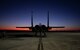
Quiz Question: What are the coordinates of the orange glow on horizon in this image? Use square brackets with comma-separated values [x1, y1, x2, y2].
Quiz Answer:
[0, 26, 80, 31]
[0, 27, 31, 31]
[49, 27, 80, 31]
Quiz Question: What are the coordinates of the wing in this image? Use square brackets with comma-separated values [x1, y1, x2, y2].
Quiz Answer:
[49, 26, 65, 28]
[48, 26, 65, 29]
[16, 27, 31, 28]
[16, 27, 32, 31]
[48, 26, 65, 31]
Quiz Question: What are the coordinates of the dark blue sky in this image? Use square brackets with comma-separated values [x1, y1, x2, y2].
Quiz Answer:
[0, 0, 80, 27]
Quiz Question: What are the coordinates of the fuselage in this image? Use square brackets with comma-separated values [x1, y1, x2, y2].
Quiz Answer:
[33, 24, 47, 32]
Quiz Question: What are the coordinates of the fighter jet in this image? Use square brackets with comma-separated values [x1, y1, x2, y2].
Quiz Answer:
[16, 11, 65, 36]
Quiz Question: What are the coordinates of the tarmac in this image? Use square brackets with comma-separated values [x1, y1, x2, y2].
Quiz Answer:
[0, 32, 80, 50]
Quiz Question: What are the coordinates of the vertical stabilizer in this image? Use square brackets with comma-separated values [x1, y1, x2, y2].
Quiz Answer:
[47, 11, 49, 28]
[31, 11, 33, 28]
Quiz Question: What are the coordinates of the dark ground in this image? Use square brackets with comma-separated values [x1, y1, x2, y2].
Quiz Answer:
[0, 32, 80, 50]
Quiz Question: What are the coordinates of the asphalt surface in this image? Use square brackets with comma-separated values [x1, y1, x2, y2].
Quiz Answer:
[0, 32, 80, 50]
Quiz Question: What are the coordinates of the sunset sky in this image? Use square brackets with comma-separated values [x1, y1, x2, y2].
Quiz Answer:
[0, 0, 80, 31]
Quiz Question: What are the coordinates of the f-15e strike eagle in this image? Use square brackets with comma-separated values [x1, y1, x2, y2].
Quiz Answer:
[16, 11, 65, 36]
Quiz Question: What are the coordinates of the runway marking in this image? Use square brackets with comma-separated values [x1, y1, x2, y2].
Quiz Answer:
[37, 32, 44, 50]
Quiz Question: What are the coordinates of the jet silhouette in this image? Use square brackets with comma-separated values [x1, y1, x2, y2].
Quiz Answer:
[16, 11, 65, 36]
